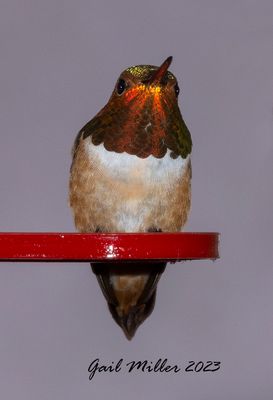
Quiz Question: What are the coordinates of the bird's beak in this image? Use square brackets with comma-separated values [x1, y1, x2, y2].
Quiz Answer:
[148, 56, 173, 84]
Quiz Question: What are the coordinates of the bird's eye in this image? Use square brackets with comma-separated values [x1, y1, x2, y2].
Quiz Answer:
[117, 79, 126, 95]
[174, 83, 180, 97]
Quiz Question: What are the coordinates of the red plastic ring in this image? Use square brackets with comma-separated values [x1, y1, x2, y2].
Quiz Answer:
[0, 232, 219, 262]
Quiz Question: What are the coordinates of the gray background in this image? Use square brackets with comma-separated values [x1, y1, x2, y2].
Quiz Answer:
[0, 0, 272, 399]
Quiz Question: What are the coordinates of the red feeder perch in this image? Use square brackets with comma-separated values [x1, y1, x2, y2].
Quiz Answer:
[0, 232, 219, 262]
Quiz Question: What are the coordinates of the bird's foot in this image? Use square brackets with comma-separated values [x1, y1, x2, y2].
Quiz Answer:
[147, 227, 162, 233]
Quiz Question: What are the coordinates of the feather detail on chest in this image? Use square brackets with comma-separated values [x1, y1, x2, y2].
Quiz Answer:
[69, 139, 191, 233]
[86, 140, 188, 186]
[76, 90, 191, 159]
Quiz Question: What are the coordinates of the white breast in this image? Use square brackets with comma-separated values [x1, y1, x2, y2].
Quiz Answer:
[81, 140, 191, 232]
[85, 141, 189, 184]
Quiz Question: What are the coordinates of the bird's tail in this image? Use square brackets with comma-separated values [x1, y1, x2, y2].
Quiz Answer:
[91, 262, 166, 340]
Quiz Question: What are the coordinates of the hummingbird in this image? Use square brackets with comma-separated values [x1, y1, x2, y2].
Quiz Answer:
[69, 56, 192, 339]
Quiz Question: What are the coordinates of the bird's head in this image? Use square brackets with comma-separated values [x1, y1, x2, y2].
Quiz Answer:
[81, 57, 192, 159]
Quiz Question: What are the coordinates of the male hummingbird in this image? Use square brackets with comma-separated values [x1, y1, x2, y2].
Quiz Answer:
[69, 56, 192, 339]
